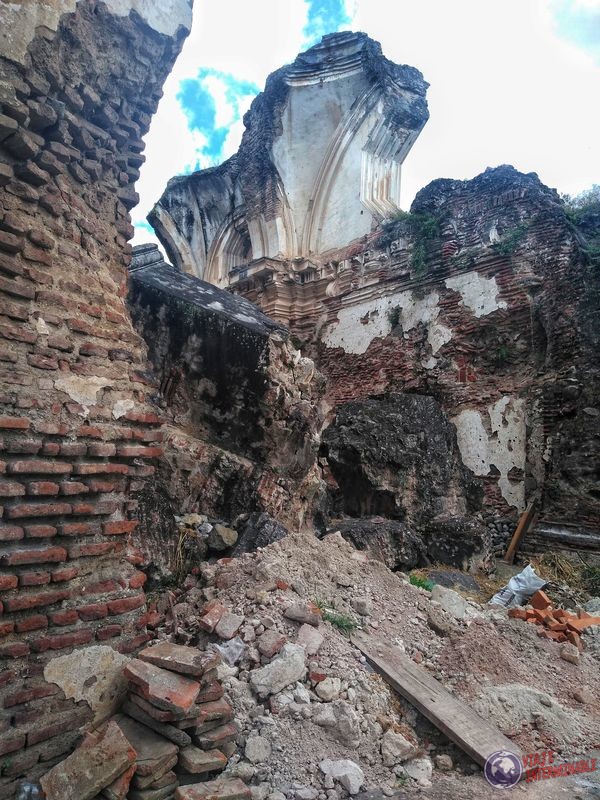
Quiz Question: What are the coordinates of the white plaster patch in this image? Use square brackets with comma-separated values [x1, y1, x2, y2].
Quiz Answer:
[208, 301, 225, 311]
[453, 396, 526, 509]
[445, 272, 507, 318]
[35, 317, 51, 335]
[0, 0, 191, 65]
[112, 398, 135, 419]
[44, 646, 130, 724]
[322, 289, 453, 356]
[54, 374, 112, 414]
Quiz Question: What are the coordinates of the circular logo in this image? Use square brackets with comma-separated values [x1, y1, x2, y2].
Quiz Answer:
[484, 750, 523, 789]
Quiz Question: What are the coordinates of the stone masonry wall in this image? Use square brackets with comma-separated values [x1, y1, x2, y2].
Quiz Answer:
[0, 1, 191, 793]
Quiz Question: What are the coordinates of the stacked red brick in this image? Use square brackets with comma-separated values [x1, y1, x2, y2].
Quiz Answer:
[0, 0, 191, 794]
[508, 589, 599, 651]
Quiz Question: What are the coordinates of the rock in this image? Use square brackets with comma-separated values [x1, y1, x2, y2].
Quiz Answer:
[559, 644, 580, 665]
[424, 515, 487, 569]
[257, 630, 288, 658]
[322, 394, 482, 531]
[250, 644, 307, 697]
[313, 704, 337, 728]
[174, 778, 252, 800]
[296, 624, 324, 655]
[315, 677, 341, 702]
[584, 597, 600, 615]
[573, 688, 593, 704]
[230, 762, 256, 781]
[404, 757, 433, 785]
[138, 642, 219, 677]
[245, 736, 272, 764]
[40, 721, 136, 800]
[351, 597, 373, 616]
[283, 602, 322, 627]
[124, 659, 200, 715]
[296, 789, 318, 800]
[216, 613, 245, 641]
[332, 701, 361, 747]
[293, 683, 311, 704]
[179, 746, 228, 774]
[380, 729, 417, 766]
[434, 754, 453, 771]
[209, 524, 239, 551]
[329, 518, 425, 571]
[232, 512, 290, 555]
[430, 585, 470, 621]
[319, 760, 364, 796]
[426, 607, 456, 637]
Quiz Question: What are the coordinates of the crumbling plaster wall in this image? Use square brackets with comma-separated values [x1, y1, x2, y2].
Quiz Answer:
[0, 1, 191, 793]
[127, 248, 327, 579]
[315, 167, 599, 525]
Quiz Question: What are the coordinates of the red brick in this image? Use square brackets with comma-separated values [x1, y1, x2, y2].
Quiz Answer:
[124, 411, 160, 424]
[50, 565, 79, 583]
[6, 501, 72, 518]
[129, 571, 146, 589]
[19, 571, 51, 586]
[41, 442, 61, 456]
[530, 590, 553, 610]
[198, 602, 226, 633]
[77, 602, 108, 621]
[59, 482, 89, 496]
[4, 682, 60, 708]
[0, 733, 26, 756]
[59, 442, 87, 457]
[8, 459, 72, 474]
[0, 575, 18, 591]
[88, 443, 116, 457]
[68, 542, 114, 558]
[4, 588, 70, 612]
[0, 416, 30, 430]
[107, 594, 145, 616]
[16, 614, 49, 633]
[0, 526, 24, 542]
[59, 521, 99, 537]
[0, 545, 67, 566]
[103, 520, 138, 535]
[27, 353, 58, 370]
[117, 632, 151, 654]
[96, 624, 122, 640]
[27, 481, 60, 496]
[25, 524, 57, 538]
[0, 481, 25, 497]
[74, 463, 129, 475]
[27, 708, 91, 746]
[77, 426, 103, 439]
[0, 621, 15, 637]
[117, 445, 162, 458]
[84, 579, 120, 596]
[33, 422, 68, 436]
[88, 479, 120, 492]
[0, 642, 30, 658]
[31, 628, 93, 653]
[48, 609, 78, 627]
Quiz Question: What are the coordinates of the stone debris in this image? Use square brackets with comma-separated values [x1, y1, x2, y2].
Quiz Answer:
[40, 646, 239, 800]
[174, 777, 252, 800]
[507, 589, 599, 652]
[318, 760, 364, 795]
[40, 721, 136, 800]
[249, 643, 307, 697]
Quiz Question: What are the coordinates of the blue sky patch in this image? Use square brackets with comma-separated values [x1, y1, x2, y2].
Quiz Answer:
[552, 0, 600, 63]
[304, 0, 351, 45]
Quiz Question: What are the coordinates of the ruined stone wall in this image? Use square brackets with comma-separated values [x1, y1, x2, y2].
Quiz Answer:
[0, 2, 191, 792]
[314, 167, 599, 526]
[127, 248, 327, 579]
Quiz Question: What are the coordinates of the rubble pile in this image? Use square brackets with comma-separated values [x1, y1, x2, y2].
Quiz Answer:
[508, 589, 600, 663]
[127, 531, 600, 799]
[39, 643, 248, 800]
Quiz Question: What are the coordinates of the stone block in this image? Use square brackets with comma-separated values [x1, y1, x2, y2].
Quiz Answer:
[139, 642, 220, 677]
[124, 659, 200, 715]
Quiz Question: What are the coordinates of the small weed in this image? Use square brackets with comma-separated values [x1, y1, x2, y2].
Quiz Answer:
[491, 222, 529, 257]
[582, 566, 600, 596]
[323, 610, 357, 634]
[409, 574, 435, 592]
[387, 306, 401, 328]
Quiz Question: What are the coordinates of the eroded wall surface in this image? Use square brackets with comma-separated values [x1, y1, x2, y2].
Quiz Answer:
[314, 167, 599, 524]
[0, 1, 191, 792]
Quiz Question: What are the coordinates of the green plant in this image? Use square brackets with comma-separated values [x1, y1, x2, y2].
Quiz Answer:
[409, 574, 435, 592]
[322, 610, 357, 634]
[496, 344, 510, 365]
[491, 222, 529, 257]
[582, 566, 600, 596]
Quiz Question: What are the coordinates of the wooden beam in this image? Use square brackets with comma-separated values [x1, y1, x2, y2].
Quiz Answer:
[351, 631, 522, 768]
[504, 499, 537, 564]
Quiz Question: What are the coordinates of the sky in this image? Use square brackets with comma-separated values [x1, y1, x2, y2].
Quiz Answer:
[132, 0, 600, 246]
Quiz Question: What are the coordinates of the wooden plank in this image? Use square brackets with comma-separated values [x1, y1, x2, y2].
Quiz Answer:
[351, 631, 522, 767]
[504, 499, 537, 564]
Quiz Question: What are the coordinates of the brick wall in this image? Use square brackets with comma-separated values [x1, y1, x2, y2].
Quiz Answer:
[0, 1, 191, 792]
